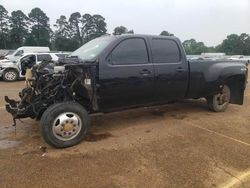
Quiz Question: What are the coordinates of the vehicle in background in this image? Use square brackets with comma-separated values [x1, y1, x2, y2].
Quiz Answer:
[229, 55, 245, 60]
[0, 50, 15, 60]
[187, 53, 227, 61]
[200, 53, 226, 60]
[228, 55, 250, 64]
[3, 46, 50, 61]
[0, 52, 60, 81]
[186, 55, 198, 60]
[187, 55, 206, 60]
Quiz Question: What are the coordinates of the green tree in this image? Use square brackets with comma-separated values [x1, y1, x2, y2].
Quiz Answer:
[69, 12, 83, 45]
[217, 34, 241, 55]
[81, 13, 93, 43]
[54, 13, 107, 50]
[206, 46, 216, 53]
[53, 15, 78, 51]
[216, 33, 250, 55]
[113, 26, 131, 35]
[127, 29, 134, 34]
[90, 14, 107, 39]
[183, 39, 207, 55]
[243, 34, 250, 55]
[54, 15, 70, 38]
[239, 33, 250, 55]
[160, 30, 174, 36]
[26, 8, 51, 46]
[9, 10, 28, 48]
[54, 37, 79, 51]
[0, 5, 9, 49]
[81, 14, 107, 43]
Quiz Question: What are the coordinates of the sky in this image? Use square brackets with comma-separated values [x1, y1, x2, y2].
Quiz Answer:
[1, 0, 250, 46]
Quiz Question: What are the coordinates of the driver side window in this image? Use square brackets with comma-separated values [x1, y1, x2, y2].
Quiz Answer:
[110, 38, 149, 65]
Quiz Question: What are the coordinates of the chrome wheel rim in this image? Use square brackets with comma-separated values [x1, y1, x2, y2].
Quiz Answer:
[52, 112, 82, 141]
[5, 71, 16, 81]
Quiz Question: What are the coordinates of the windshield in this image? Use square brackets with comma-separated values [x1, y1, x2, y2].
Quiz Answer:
[70, 36, 114, 61]
[15, 50, 24, 56]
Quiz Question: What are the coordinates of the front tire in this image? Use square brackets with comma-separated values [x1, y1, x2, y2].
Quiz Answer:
[40, 102, 90, 148]
[3, 69, 18, 82]
[207, 85, 231, 112]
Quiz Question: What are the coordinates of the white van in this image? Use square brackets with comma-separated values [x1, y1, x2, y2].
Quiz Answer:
[4, 46, 50, 61]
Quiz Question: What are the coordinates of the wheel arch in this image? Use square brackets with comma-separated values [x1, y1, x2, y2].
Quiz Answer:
[3, 67, 19, 73]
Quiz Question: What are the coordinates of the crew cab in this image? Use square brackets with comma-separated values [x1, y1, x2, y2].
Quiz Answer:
[0, 52, 63, 81]
[5, 34, 248, 148]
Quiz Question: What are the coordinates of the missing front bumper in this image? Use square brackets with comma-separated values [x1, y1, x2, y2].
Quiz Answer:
[4, 96, 32, 119]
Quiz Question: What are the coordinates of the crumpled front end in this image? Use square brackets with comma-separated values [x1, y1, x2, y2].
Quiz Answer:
[5, 87, 36, 120]
[5, 58, 98, 125]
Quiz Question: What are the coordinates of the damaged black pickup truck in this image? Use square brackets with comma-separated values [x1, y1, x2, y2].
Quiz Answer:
[5, 34, 248, 148]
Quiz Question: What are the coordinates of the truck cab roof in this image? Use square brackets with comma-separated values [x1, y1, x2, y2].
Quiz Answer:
[110, 34, 179, 40]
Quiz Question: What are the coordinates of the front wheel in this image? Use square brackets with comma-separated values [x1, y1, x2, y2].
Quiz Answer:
[40, 102, 90, 148]
[3, 69, 18, 82]
[207, 85, 231, 112]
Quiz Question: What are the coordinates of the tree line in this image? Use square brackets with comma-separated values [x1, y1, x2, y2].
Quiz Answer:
[160, 31, 250, 55]
[0, 5, 250, 55]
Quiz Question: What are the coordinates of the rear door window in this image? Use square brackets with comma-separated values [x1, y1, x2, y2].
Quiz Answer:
[151, 39, 181, 63]
[111, 38, 149, 65]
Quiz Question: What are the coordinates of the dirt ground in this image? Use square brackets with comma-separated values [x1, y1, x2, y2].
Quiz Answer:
[1, 79, 250, 188]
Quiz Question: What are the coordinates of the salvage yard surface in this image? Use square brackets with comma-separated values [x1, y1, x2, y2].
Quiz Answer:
[1, 81, 250, 188]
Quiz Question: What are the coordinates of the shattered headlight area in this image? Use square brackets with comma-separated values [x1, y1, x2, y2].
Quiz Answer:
[5, 58, 98, 126]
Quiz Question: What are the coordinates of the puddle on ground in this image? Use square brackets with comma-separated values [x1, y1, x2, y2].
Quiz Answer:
[0, 139, 21, 149]
[85, 132, 113, 142]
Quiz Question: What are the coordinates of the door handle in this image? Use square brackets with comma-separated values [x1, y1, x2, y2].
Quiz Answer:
[176, 67, 184, 72]
[139, 69, 151, 76]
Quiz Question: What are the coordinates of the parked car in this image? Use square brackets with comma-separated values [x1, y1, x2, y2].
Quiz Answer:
[0, 50, 15, 60]
[228, 55, 250, 64]
[3, 46, 50, 61]
[0, 52, 59, 81]
[5, 34, 248, 148]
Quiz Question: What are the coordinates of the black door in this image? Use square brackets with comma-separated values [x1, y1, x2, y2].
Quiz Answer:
[98, 37, 155, 110]
[151, 38, 189, 102]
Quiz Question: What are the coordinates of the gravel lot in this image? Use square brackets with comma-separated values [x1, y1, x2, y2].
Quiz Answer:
[1, 79, 250, 188]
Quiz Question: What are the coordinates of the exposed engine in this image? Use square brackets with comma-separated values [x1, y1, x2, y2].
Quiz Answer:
[5, 57, 98, 125]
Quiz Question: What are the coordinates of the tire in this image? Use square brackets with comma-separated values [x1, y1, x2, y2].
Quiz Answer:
[3, 69, 18, 82]
[40, 102, 90, 148]
[207, 85, 231, 112]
